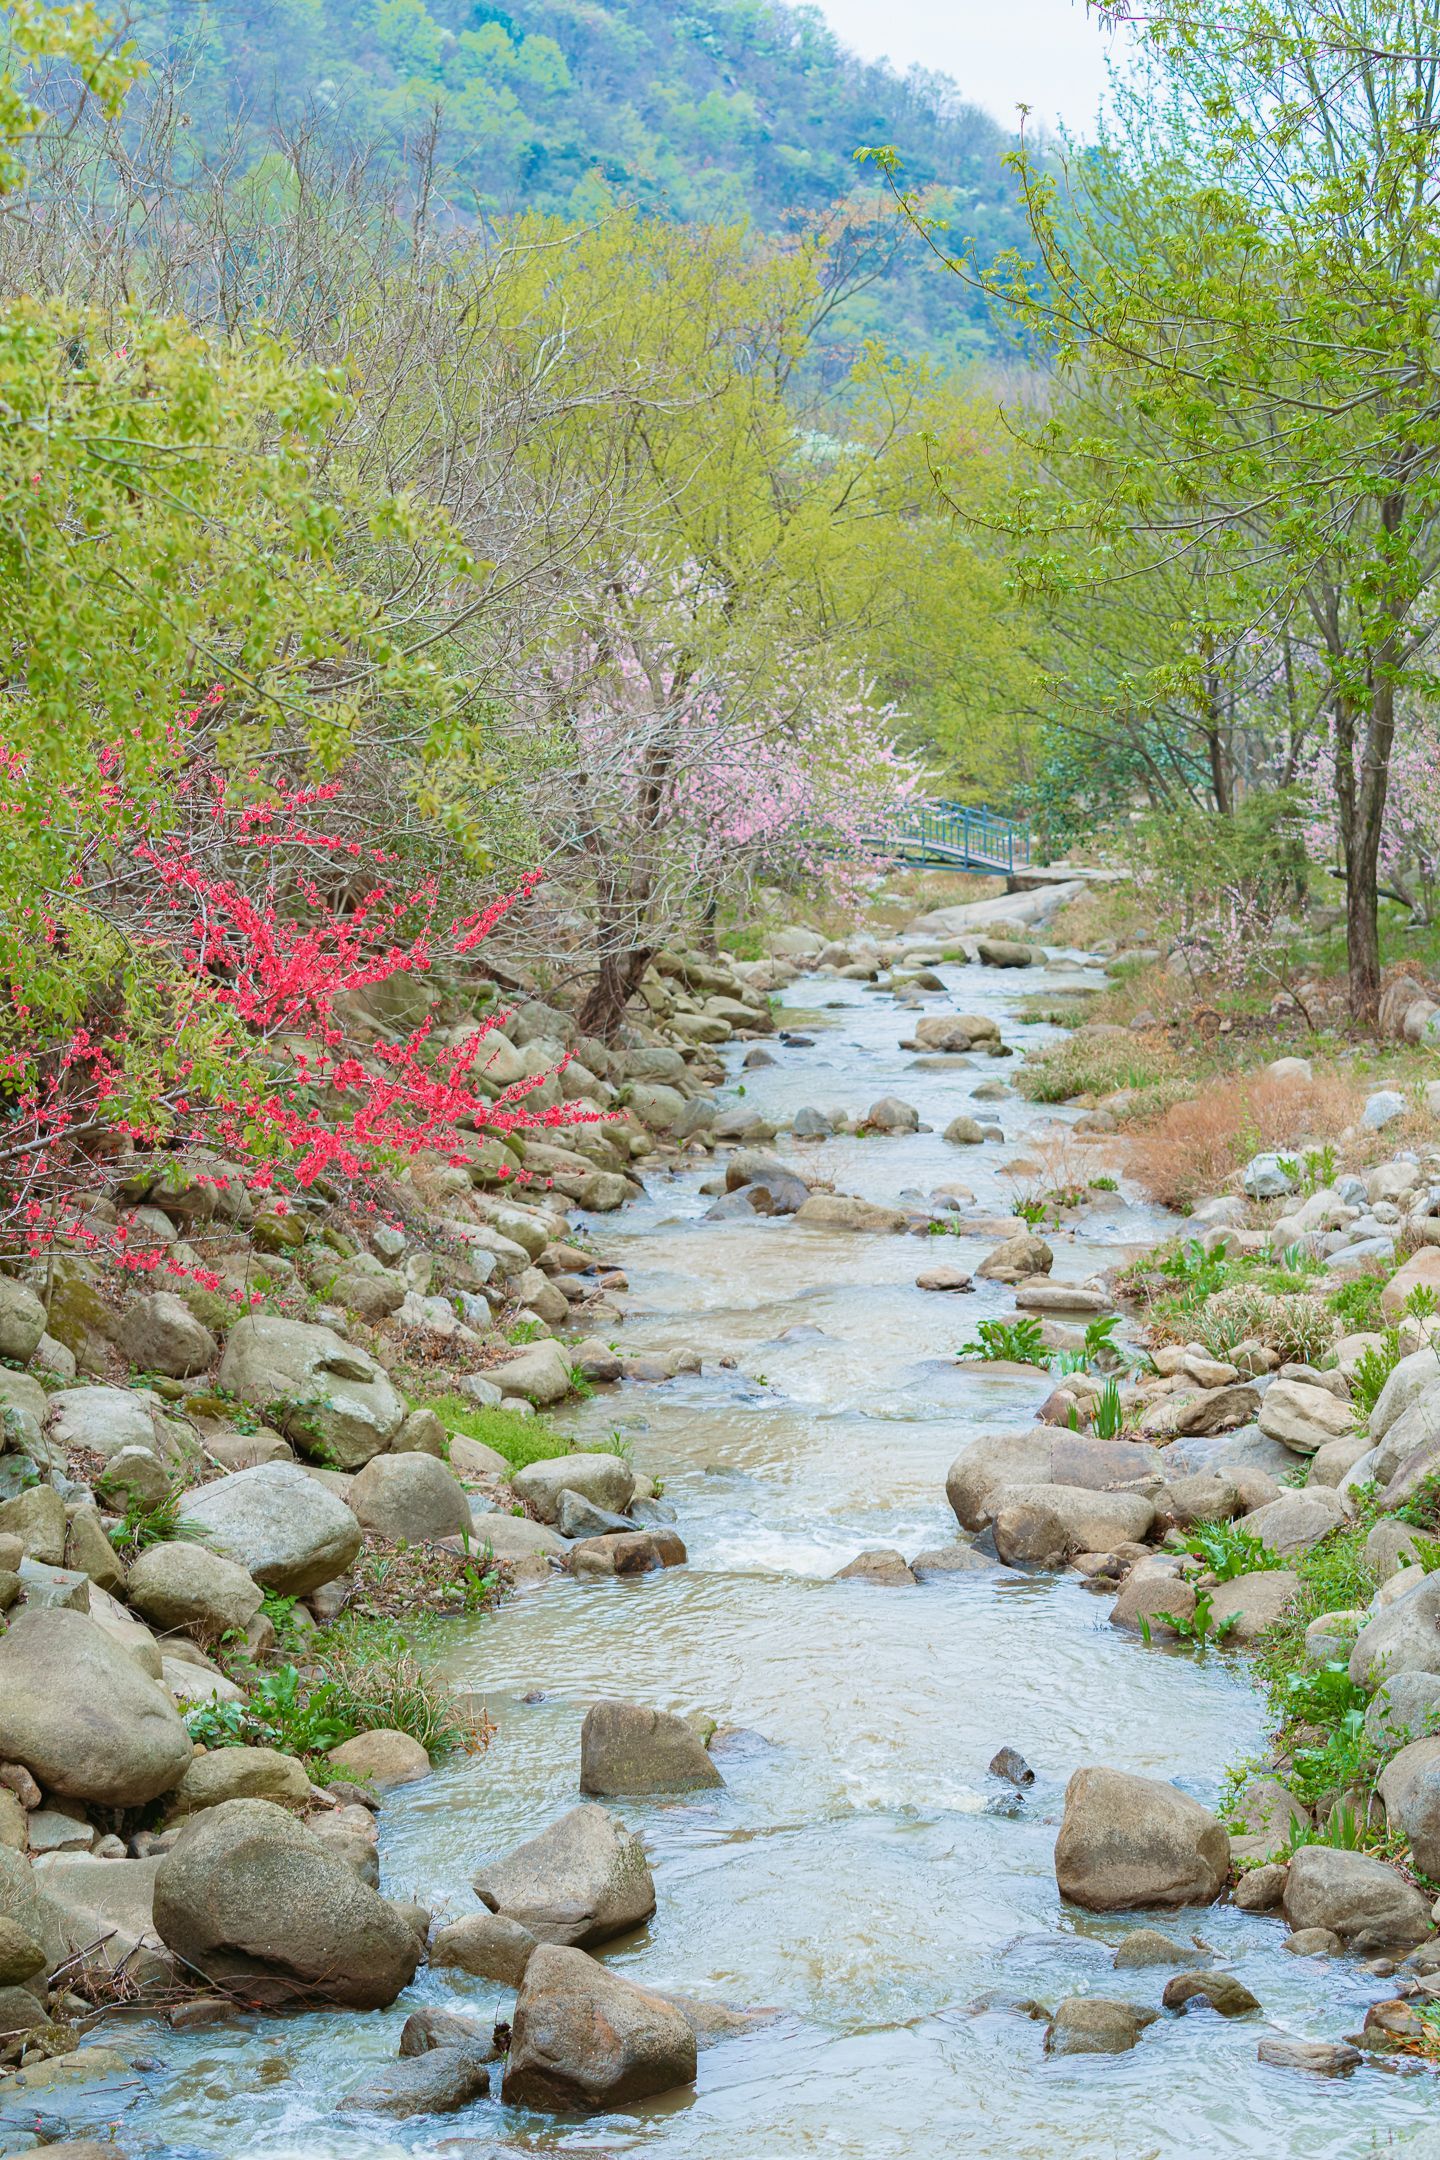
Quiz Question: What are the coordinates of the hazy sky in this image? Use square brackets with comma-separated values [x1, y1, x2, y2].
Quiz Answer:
[813, 0, 1121, 135]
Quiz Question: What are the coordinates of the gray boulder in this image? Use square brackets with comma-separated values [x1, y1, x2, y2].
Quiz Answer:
[502, 1943, 697, 2111]
[472, 1802, 655, 1948]
[992, 1483, 1153, 1559]
[178, 1462, 361, 1595]
[430, 1910, 538, 1985]
[46, 1385, 166, 1461]
[793, 1192, 910, 1233]
[492, 1341, 574, 1406]
[1282, 1844, 1432, 1951]
[216, 1316, 405, 1468]
[1054, 1767, 1228, 1911]
[117, 1292, 217, 1379]
[1350, 1573, 1440, 1690]
[579, 1702, 724, 1796]
[1365, 1670, 1440, 1747]
[945, 1430, 1159, 1532]
[350, 1453, 471, 1544]
[0, 1279, 46, 1365]
[1208, 1569, 1300, 1643]
[0, 1608, 190, 1806]
[125, 1541, 264, 1639]
[167, 1746, 312, 1817]
[556, 1491, 634, 1539]
[513, 1452, 635, 1523]
[40, 1854, 175, 1995]
[865, 1096, 919, 1133]
[153, 1798, 421, 2007]
[1045, 1997, 1154, 2055]
[338, 2046, 491, 2118]
[1238, 1488, 1348, 1558]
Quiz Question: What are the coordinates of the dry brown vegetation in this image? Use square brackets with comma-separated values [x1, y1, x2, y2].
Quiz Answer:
[1126, 1070, 1365, 1210]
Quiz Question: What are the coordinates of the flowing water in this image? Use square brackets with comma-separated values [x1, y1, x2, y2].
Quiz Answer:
[24, 957, 1440, 2159]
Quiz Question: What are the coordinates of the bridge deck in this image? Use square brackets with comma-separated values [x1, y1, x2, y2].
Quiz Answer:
[861, 802, 1032, 875]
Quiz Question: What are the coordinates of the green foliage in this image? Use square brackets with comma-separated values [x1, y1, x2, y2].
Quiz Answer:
[957, 1316, 1047, 1366]
[1350, 1331, 1403, 1422]
[1328, 1273, 1387, 1334]
[1011, 1196, 1048, 1227]
[1015, 1031, 1178, 1105]
[107, 1491, 209, 1560]
[1176, 1521, 1282, 1582]
[1394, 1471, 1440, 1534]
[425, 1393, 573, 1473]
[1141, 1586, 1238, 1649]
[1091, 1377, 1128, 1441]
[185, 1661, 355, 1756]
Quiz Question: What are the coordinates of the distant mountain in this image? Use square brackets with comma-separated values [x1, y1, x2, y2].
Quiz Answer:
[131, 0, 1033, 362]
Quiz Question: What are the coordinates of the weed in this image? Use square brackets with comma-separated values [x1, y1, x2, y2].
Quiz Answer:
[1091, 1377, 1128, 1440]
[1012, 1196, 1049, 1228]
[1328, 1273, 1388, 1335]
[1015, 1031, 1180, 1105]
[1394, 1470, 1440, 1534]
[107, 1491, 212, 1561]
[1089, 1174, 1119, 1193]
[506, 1319, 546, 1346]
[958, 1316, 1047, 1365]
[1177, 1522, 1283, 1581]
[1350, 1332, 1403, 1421]
[1141, 1587, 1238, 1649]
[425, 1394, 574, 1473]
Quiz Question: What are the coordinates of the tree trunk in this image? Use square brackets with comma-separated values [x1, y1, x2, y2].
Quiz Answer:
[577, 944, 652, 1040]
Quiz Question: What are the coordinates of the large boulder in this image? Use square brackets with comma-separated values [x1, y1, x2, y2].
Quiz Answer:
[472, 1803, 655, 1948]
[1207, 1569, 1300, 1643]
[116, 1292, 217, 1379]
[178, 1462, 361, 1595]
[338, 2046, 491, 2118]
[502, 1944, 697, 2112]
[216, 1316, 405, 1468]
[0, 1608, 190, 1806]
[167, 1746, 312, 1817]
[0, 1278, 46, 1364]
[430, 1910, 538, 1985]
[350, 1454, 472, 1544]
[1257, 1379, 1356, 1455]
[40, 1855, 175, 1994]
[793, 1192, 910, 1234]
[945, 1430, 1160, 1532]
[1237, 1488, 1348, 1559]
[1350, 1573, 1440, 1690]
[125, 1542, 264, 1639]
[492, 1341, 574, 1406]
[579, 1702, 724, 1796]
[1054, 1768, 1228, 1911]
[46, 1386, 167, 1462]
[326, 1729, 431, 1790]
[513, 1452, 635, 1524]
[1282, 1845, 1432, 1951]
[991, 1484, 1153, 1560]
[152, 1798, 422, 2007]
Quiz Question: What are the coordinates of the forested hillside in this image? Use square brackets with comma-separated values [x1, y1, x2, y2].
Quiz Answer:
[127, 0, 1031, 359]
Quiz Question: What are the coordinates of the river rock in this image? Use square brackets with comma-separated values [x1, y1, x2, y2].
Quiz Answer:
[168, 1746, 312, 1817]
[910, 1543, 1001, 1577]
[472, 1803, 655, 1948]
[46, 1385, 165, 1461]
[125, 1541, 264, 1639]
[153, 1798, 422, 2006]
[793, 1192, 910, 1233]
[975, 1233, 1052, 1282]
[117, 1292, 217, 1379]
[0, 1486, 67, 1566]
[1228, 1778, 1310, 1866]
[1044, 1997, 1154, 2055]
[178, 1462, 361, 1595]
[1351, 1573, 1440, 1689]
[1113, 1929, 1192, 1967]
[430, 1910, 538, 1985]
[1258, 1379, 1356, 1454]
[945, 1430, 1160, 1532]
[514, 1452, 635, 1522]
[992, 1484, 1153, 1559]
[0, 1607, 190, 1806]
[351, 1453, 472, 1543]
[339, 2045, 492, 2117]
[911, 1014, 1000, 1052]
[1162, 1971, 1260, 2017]
[1282, 1845, 1433, 1951]
[1366, 1517, 1431, 1582]
[570, 1527, 685, 1576]
[1208, 1569, 1300, 1643]
[865, 1095, 920, 1133]
[41, 1853, 175, 1994]
[399, 2004, 495, 2058]
[216, 1316, 405, 1467]
[555, 1491, 634, 1539]
[1109, 1571, 1196, 1635]
[492, 1341, 575, 1405]
[1054, 1767, 1228, 1911]
[472, 1512, 569, 1563]
[833, 1547, 917, 1583]
[580, 1702, 724, 1796]
[1238, 1488, 1349, 1558]
[502, 1943, 697, 2110]
[1256, 2035, 1361, 2074]
[327, 1729, 432, 1790]
[0, 1278, 45, 1365]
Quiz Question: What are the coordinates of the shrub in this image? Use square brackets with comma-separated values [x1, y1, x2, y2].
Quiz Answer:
[1126, 1070, 1361, 1211]
[956, 1316, 1047, 1365]
[1197, 1284, 1337, 1364]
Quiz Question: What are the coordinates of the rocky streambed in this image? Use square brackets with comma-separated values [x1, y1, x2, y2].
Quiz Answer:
[17, 948, 1440, 2159]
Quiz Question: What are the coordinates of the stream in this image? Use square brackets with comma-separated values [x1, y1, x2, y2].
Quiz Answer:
[50, 955, 1440, 2159]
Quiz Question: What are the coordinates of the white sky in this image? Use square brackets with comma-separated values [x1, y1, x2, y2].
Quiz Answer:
[813, 0, 1122, 136]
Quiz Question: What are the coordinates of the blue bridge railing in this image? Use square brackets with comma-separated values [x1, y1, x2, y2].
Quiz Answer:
[871, 800, 1032, 874]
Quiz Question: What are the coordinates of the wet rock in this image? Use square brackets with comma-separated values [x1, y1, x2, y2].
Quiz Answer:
[1162, 1970, 1260, 2017]
[975, 1232, 1052, 1282]
[473, 1513, 569, 1564]
[942, 1116, 985, 1146]
[1282, 1845, 1433, 1951]
[399, 2005, 495, 2057]
[976, 938, 1036, 967]
[1257, 2035, 1361, 2075]
[910, 1014, 1000, 1053]
[569, 1529, 685, 1576]
[502, 1943, 697, 2110]
[339, 2045, 492, 2117]
[513, 1452, 635, 1523]
[491, 1341, 575, 1406]
[1044, 1997, 1155, 2055]
[579, 1702, 724, 1795]
[1232, 1863, 1287, 1912]
[327, 1729, 432, 1791]
[915, 1262, 973, 1292]
[168, 1746, 312, 1818]
[153, 1798, 422, 2007]
[472, 1803, 655, 1948]
[351, 1453, 472, 1544]
[1109, 1572, 1196, 1636]
[793, 1192, 910, 1233]
[833, 1547, 917, 1584]
[0, 1607, 190, 1807]
[1054, 1768, 1228, 1911]
[179, 1462, 361, 1595]
[1112, 1929, 1191, 1968]
[988, 1747, 1035, 1787]
[708, 1174, 810, 1218]
[125, 1541, 264, 1639]
[910, 1543, 1001, 1577]
[430, 1910, 538, 1986]
[1284, 1926, 1341, 1955]
[945, 1430, 1161, 1533]
[993, 1484, 1153, 1563]
[865, 1096, 919, 1133]
[552, 1493, 630, 1543]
